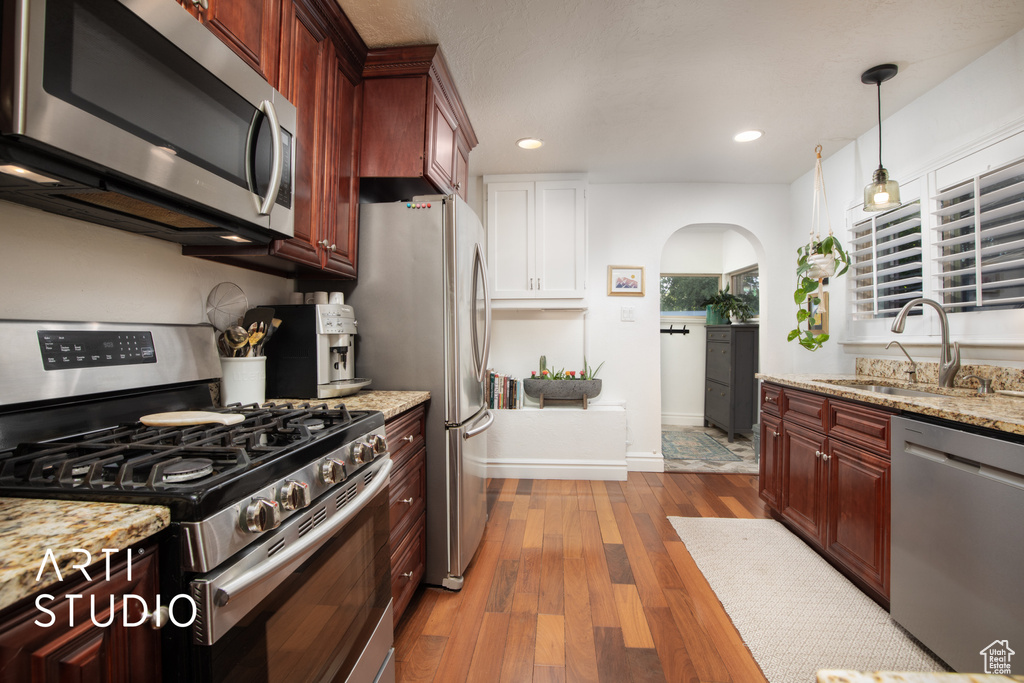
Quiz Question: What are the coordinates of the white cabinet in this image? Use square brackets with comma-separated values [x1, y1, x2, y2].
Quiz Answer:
[486, 179, 586, 300]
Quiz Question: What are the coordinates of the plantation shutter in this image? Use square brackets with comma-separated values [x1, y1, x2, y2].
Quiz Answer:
[934, 157, 1024, 312]
[850, 201, 923, 319]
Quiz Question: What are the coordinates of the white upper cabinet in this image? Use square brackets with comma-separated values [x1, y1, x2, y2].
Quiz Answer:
[486, 178, 586, 301]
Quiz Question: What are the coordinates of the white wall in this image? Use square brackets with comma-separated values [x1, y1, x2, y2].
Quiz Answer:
[659, 228, 724, 425]
[788, 27, 1024, 373]
[0, 201, 293, 323]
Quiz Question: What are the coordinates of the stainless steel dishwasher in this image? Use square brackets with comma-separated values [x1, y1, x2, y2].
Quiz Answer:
[891, 416, 1024, 674]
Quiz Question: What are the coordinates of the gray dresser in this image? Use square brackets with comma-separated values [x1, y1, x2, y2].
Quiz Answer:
[704, 324, 759, 441]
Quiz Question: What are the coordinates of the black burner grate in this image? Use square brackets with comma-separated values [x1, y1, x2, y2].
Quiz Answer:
[0, 402, 352, 492]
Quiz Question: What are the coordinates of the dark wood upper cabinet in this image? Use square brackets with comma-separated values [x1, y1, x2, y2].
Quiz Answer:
[180, 0, 281, 83]
[360, 45, 477, 202]
[182, 0, 367, 279]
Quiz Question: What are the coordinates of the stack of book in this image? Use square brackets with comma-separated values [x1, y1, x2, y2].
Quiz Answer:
[488, 370, 522, 409]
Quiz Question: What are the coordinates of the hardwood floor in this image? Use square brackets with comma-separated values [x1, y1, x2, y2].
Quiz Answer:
[394, 472, 771, 682]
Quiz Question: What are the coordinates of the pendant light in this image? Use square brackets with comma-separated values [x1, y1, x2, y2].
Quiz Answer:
[861, 64, 901, 212]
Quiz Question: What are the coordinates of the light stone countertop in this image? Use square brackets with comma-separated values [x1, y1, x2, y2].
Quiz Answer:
[269, 390, 429, 421]
[0, 498, 169, 611]
[758, 360, 1024, 437]
[818, 671, 1024, 682]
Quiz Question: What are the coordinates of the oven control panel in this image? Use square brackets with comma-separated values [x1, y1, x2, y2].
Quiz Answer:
[37, 330, 157, 370]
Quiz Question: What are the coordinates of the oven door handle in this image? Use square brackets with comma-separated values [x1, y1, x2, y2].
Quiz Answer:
[213, 458, 392, 608]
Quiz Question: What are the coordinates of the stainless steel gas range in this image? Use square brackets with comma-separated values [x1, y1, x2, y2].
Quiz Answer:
[0, 320, 395, 683]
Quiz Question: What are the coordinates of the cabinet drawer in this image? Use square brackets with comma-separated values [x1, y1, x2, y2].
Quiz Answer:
[781, 388, 827, 432]
[389, 447, 426, 542]
[828, 401, 893, 456]
[706, 341, 731, 384]
[705, 379, 730, 424]
[761, 383, 782, 415]
[391, 512, 425, 626]
[384, 404, 426, 472]
[706, 328, 732, 341]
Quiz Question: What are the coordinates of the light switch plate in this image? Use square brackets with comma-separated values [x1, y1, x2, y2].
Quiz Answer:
[620, 306, 635, 322]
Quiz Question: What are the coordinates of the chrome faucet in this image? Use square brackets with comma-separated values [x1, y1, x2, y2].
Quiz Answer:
[891, 297, 960, 388]
[885, 340, 917, 382]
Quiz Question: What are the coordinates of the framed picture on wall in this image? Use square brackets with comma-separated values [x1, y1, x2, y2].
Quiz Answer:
[808, 291, 829, 334]
[608, 266, 645, 296]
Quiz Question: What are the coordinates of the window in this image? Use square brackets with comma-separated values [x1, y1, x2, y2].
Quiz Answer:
[660, 274, 720, 316]
[850, 201, 923, 319]
[729, 266, 759, 317]
[934, 157, 1024, 312]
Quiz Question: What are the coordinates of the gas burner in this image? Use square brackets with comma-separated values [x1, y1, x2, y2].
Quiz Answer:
[163, 458, 214, 483]
[301, 418, 325, 432]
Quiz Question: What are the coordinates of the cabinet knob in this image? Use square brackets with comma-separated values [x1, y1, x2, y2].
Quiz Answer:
[822, 453, 831, 462]
[722, 349, 727, 354]
[773, 430, 779, 437]
[191, 0, 208, 9]
[402, 434, 415, 443]
[401, 571, 414, 579]
[720, 392, 726, 397]
[400, 497, 414, 505]
[316, 239, 337, 251]
[815, 450, 822, 458]
[145, 605, 170, 630]
[765, 396, 775, 403]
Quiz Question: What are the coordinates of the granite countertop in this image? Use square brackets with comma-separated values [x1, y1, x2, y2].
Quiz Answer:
[0, 499, 170, 611]
[818, 671, 1024, 682]
[270, 390, 429, 421]
[759, 359, 1024, 437]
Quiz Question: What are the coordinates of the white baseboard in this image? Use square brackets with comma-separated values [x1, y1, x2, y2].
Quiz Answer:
[626, 451, 665, 472]
[486, 458, 627, 481]
[661, 412, 704, 427]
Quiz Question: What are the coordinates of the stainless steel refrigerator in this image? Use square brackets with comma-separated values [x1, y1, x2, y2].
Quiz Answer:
[348, 194, 492, 590]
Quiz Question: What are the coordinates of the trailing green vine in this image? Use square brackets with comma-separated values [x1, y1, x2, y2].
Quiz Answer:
[788, 235, 851, 351]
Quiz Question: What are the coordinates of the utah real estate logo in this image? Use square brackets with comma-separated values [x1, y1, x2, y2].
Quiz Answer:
[980, 640, 1015, 675]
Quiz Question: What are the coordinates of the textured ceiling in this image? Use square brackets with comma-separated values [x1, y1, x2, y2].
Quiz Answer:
[337, 0, 1024, 184]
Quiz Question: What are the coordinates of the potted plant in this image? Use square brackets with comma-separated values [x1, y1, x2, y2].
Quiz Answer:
[522, 356, 604, 407]
[700, 285, 754, 325]
[788, 235, 851, 351]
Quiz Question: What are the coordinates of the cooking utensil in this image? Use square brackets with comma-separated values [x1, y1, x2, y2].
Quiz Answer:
[224, 325, 250, 357]
[140, 411, 245, 427]
[241, 306, 275, 330]
[246, 321, 267, 357]
[206, 282, 248, 332]
[253, 318, 281, 357]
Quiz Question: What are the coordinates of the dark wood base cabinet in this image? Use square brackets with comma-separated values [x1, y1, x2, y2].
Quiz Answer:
[0, 542, 161, 683]
[385, 404, 428, 626]
[759, 382, 893, 607]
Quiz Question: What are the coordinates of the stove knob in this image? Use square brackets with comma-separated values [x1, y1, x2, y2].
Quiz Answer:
[320, 458, 346, 484]
[370, 434, 387, 455]
[279, 480, 311, 511]
[244, 498, 281, 533]
[351, 442, 372, 465]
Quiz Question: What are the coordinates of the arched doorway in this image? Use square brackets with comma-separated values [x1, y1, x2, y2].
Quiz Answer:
[658, 223, 763, 474]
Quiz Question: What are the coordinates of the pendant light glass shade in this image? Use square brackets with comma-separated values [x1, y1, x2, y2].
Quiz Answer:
[863, 166, 901, 211]
[862, 64, 901, 213]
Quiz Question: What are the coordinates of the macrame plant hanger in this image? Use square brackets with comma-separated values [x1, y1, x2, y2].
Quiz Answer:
[807, 144, 835, 313]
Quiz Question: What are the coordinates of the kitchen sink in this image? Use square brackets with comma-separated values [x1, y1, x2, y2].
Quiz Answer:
[822, 380, 958, 399]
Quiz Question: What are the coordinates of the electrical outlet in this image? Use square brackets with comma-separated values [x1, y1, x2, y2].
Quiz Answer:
[620, 306, 635, 322]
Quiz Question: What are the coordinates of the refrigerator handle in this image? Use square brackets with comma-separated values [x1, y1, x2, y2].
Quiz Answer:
[472, 242, 492, 384]
[463, 408, 494, 439]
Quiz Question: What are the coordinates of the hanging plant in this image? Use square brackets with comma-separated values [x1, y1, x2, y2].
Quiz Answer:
[788, 146, 851, 352]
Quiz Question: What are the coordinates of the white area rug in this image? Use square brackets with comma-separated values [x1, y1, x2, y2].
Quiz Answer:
[668, 517, 947, 683]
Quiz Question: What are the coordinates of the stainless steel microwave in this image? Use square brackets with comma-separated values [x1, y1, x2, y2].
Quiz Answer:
[0, 0, 296, 245]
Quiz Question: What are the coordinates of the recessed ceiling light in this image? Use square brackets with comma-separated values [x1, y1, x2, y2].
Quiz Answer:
[516, 138, 544, 150]
[734, 130, 764, 142]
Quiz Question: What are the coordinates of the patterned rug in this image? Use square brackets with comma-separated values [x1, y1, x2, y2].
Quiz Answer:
[662, 431, 741, 461]
[668, 518, 947, 683]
